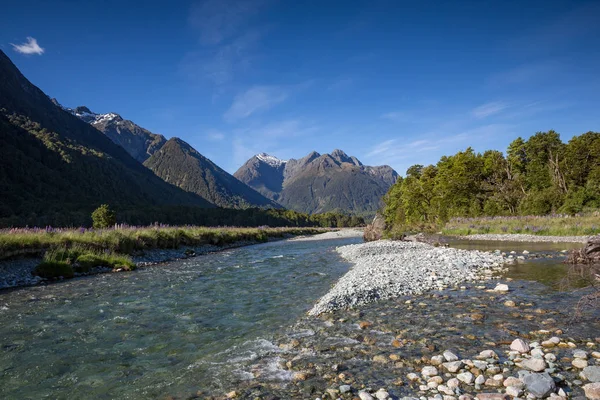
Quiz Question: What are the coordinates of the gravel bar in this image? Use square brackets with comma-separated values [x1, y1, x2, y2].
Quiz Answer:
[462, 233, 589, 243]
[309, 240, 506, 315]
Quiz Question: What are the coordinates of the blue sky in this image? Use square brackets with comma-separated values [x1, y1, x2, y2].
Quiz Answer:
[2, 0, 599, 175]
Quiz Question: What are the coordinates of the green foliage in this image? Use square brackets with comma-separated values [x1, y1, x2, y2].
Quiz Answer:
[76, 253, 135, 272]
[91, 204, 116, 228]
[34, 261, 74, 279]
[382, 131, 600, 232]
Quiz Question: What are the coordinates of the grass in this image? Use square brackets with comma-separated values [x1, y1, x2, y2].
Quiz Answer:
[1, 225, 329, 281]
[0, 226, 328, 260]
[32, 245, 136, 279]
[442, 212, 600, 236]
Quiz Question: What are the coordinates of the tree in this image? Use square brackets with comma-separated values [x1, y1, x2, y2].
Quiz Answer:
[91, 204, 116, 228]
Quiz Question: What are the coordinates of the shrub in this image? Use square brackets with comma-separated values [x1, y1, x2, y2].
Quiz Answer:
[34, 261, 74, 279]
[91, 204, 116, 229]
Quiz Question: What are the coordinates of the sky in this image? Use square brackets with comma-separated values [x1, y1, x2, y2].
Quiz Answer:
[2, 0, 600, 175]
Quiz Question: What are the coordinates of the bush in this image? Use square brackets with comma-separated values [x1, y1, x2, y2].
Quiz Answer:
[91, 204, 116, 229]
[34, 261, 74, 279]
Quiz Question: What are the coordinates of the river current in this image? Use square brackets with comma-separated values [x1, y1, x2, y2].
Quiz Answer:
[0, 236, 593, 399]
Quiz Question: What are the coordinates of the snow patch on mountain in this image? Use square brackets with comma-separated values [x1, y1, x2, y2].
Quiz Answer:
[256, 153, 287, 167]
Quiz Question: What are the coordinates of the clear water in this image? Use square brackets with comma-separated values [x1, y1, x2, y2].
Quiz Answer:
[0, 236, 361, 399]
[447, 239, 585, 289]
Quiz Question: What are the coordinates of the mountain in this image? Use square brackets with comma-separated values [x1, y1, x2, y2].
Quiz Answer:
[234, 149, 398, 216]
[59, 102, 279, 210]
[53, 101, 166, 163]
[0, 50, 212, 226]
[143, 138, 281, 209]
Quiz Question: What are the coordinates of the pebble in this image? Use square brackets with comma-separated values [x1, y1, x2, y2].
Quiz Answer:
[309, 241, 506, 315]
[521, 358, 547, 372]
[583, 382, 600, 400]
[359, 391, 375, 400]
[443, 361, 463, 373]
[493, 284, 509, 292]
[573, 358, 589, 369]
[581, 366, 600, 383]
[340, 384, 352, 393]
[522, 372, 556, 398]
[475, 375, 485, 385]
[375, 388, 390, 399]
[505, 386, 522, 397]
[443, 350, 460, 362]
[422, 366, 439, 377]
[457, 372, 474, 385]
[574, 350, 589, 359]
[511, 338, 530, 353]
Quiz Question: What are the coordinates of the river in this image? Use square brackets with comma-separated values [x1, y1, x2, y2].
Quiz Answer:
[0, 236, 596, 399]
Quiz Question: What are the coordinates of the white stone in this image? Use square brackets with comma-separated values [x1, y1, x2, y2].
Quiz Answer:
[457, 372, 474, 385]
[443, 361, 464, 373]
[444, 350, 460, 362]
[493, 284, 509, 292]
[475, 375, 485, 385]
[506, 386, 522, 397]
[447, 378, 460, 389]
[422, 366, 439, 377]
[359, 391, 375, 400]
[511, 339, 530, 353]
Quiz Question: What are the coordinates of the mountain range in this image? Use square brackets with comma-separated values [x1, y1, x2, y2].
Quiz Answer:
[234, 149, 398, 216]
[1, 49, 397, 225]
[54, 100, 278, 209]
[0, 49, 211, 226]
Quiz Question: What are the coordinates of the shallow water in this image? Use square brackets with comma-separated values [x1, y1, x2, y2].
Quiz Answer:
[0, 236, 361, 399]
[0, 237, 595, 399]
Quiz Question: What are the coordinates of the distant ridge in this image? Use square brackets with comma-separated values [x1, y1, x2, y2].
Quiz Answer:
[0, 49, 212, 225]
[60, 100, 279, 209]
[53, 100, 166, 163]
[143, 138, 281, 209]
[234, 149, 398, 216]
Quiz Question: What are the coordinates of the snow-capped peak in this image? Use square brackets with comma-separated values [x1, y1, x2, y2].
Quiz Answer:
[92, 112, 120, 124]
[256, 153, 286, 167]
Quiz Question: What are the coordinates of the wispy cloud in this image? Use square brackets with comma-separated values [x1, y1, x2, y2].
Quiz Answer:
[471, 101, 508, 119]
[363, 125, 513, 174]
[189, 0, 268, 45]
[223, 85, 288, 122]
[182, 30, 262, 85]
[487, 61, 562, 87]
[381, 111, 411, 122]
[229, 119, 320, 171]
[11, 37, 44, 55]
[184, 0, 269, 86]
[205, 129, 226, 141]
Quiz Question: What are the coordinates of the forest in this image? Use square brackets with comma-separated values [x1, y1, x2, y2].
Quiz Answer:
[382, 131, 600, 232]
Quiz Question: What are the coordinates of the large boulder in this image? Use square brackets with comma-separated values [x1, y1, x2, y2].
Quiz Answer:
[363, 213, 386, 242]
[569, 235, 600, 264]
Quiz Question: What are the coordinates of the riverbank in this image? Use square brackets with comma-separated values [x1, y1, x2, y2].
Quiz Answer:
[442, 213, 600, 237]
[246, 280, 600, 400]
[461, 233, 589, 243]
[0, 226, 329, 290]
[309, 240, 506, 315]
[288, 228, 364, 242]
[228, 240, 599, 399]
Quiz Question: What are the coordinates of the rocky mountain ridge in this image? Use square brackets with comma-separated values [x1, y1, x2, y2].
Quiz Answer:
[234, 149, 398, 216]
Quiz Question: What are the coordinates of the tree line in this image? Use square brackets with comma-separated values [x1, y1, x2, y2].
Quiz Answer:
[382, 131, 600, 231]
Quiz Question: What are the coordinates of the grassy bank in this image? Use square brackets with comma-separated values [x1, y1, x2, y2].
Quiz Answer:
[0, 226, 328, 258]
[0, 226, 328, 279]
[441, 213, 600, 236]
